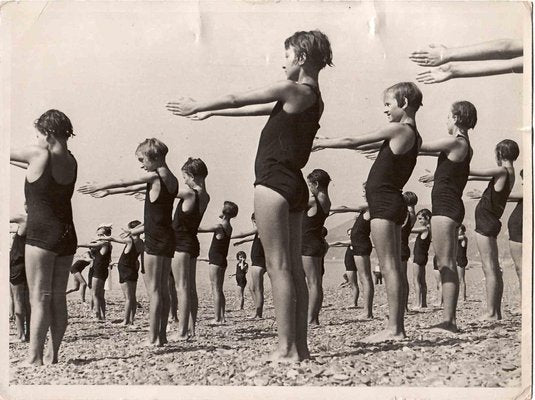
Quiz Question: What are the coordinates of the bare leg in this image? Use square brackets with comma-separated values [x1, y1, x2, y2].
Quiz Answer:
[250, 266, 265, 317]
[65, 276, 81, 295]
[92, 278, 106, 320]
[189, 258, 198, 336]
[159, 257, 171, 345]
[400, 261, 409, 312]
[355, 255, 374, 318]
[144, 253, 163, 346]
[120, 282, 131, 324]
[346, 271, 359, 307]
[456, 266, 466, 302]
[25, 245, 55, 366]
[476, 232, 502, 320]
[362, 219, 405, 343]
[9, 284, 14, 322]
[45, 255, 72, 364]
[302, 255, 323, 325]
[413, 263, 427, 308]
[430, 216, 459, 332]
[509, 241, 522, 295]
[209, 264, 223, 322]
[218, 267, 226, 322]
[238, 286, 245, 310]
[128, 281, 137, 323]
[11, 283, 28, 342]
[168, 272, 178, 322]
[255, 185, 306, 361]
[171, 252, 190, 340]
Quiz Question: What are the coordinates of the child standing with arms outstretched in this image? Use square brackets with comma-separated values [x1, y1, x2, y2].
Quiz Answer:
[302, 169, 331, 325]
[79, 138, 178, 346]
[411, 208, 432, 309]
[466, 139, 519, 320]
[199, 201, 239, 323]
[232, 213, 266, 318]
[456, 224, 468, 302]
[167, 31, 332, 361]
[171, 158, 210, 340]
[418, 100, 476, 332]
[313, 82, 423, 342]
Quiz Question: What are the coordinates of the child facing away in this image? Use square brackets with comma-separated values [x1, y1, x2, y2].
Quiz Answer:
[167, 30, 333, 361]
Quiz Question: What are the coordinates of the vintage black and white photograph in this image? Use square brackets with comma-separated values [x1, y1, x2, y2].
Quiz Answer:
[2, 1, 532, 399]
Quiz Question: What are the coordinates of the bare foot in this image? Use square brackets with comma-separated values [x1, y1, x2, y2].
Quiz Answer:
[360, 329, 406, 343]
[478, 313, 501, 322]
[19, 358, 43, 368]
[358, 313, 374, 320]
[267, 348, 300, 363]
[309, 319, 320, 326]
[44, 346, 58, 364]
[169, 333, 190, 342]
[140, 339, 162, 348]
[14, 336, 26, 344]
[428, 321, 459, 334]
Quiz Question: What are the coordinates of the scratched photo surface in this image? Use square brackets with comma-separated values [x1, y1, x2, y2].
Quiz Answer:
[3, 1, 531, 400]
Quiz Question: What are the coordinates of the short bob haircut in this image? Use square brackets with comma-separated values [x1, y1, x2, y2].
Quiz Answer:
[403, 191, 418, 207]
[284, 30, 333, 70]
[384, 82, 423, 112]
[182, 157, 208, 178]
[495, 139, 519, 162]
[416, 208, 431, 220]
[128, 220, 142, 229]
[222, 201, 239, 218]
[34, 109, 74, 140]
[236, 251, 247, 260]
[307, 169, 331, 188]
[136, 138, 169, 161]
[451, 101, 477, 130]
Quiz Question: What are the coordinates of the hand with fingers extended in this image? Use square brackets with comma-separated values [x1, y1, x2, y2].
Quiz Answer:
[90, 190, 110, 199]
[78, 183, 99, 194]
[410, 44, 447, 67]
[166, 98, 198, 116]
[466, 189, 483, 200]
[311, 137, 328, 152]
[120, 228, 132, 239]
[186, 112, 212, 121]
[419, 171, 435, 187]
[416, 64, 453, 84]
[134, 192, 146, 202]
[357, 148, 379, 160]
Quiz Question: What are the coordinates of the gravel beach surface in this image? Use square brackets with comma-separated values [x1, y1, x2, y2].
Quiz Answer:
[9, 260, 522, 387]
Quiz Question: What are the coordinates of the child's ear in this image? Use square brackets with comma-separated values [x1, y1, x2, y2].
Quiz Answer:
[402, 97, 409, 109]
[298, 53, 307, 66]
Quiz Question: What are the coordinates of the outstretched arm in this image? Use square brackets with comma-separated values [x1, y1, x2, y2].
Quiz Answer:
[467, 166, 504, 180]
[173, 104, 275, 120]
[329, 204, 367, 215]
[231, 229, 257, 239]
[100, 235, 131, 245]
[91, 184, 146, 198]
[198, 224, 222, 233]
[78, 173, 155, 195]
[312, 124, 401, 151]
[410, 39, 523, 67]
[233, 237, 254, 246]
[328, 240, 351, 247]
[78, 240, 107, 249]
[166, 80, 295, 117]
[9, 214, 27, 224]
[507, 191, 523, 202]
[416, 57, 523, 84]
[10, 160, 28, 169]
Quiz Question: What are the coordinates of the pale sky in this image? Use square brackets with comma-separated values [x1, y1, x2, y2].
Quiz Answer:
[6, 1, 529, 255]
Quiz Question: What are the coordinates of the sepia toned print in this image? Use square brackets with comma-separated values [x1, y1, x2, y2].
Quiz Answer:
[3, 1, 531, 399]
